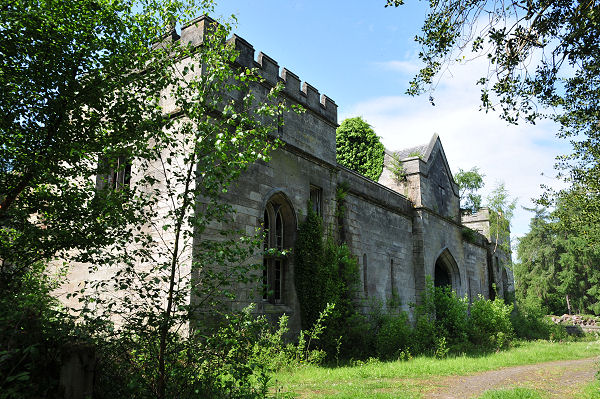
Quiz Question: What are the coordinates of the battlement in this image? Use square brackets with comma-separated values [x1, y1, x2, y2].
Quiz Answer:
[180, 16, 337, 125]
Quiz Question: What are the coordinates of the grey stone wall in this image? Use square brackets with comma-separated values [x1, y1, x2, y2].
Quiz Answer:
[338, 167, 415, 313]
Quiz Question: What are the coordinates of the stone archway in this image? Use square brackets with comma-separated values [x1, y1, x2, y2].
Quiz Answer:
[434, 248, 460, 291]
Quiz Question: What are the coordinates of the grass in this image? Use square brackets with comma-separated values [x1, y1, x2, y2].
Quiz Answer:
[272, 340, 600, 398]
[477, 388, 544, 399]
[579, 380, 600, 399]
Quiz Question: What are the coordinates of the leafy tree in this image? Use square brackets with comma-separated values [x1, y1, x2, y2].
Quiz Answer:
[0, 0, 198, 284]
[454, 167, 485, 213]
[487, 182, 517, 254]
[550, 189, 600, 314]
[1, 1, 294, 397]
[516, 197, 600, 316]
[515, 208, 565, 314]
[82, 15, 291, 399]
[336, 116, 385, 181]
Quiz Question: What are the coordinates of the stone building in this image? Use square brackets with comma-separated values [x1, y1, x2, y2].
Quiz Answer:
[180, 17, 516, 333]
[62, 16, 514, 334]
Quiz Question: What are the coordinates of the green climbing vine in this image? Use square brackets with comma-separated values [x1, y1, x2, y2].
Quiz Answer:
[294, 185, 360, 358]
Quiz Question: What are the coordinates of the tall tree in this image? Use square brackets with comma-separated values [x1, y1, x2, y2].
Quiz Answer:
[516, 199, 600, 315]
[454, 167, 485, 213]
[1, 1, 293, 397]
[336, 116, 385, 181]
[487, 182, 517, 253]
[515, 208, 565, 314]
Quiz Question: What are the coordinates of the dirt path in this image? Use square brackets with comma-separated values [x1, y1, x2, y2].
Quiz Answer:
[425, 356, 599, 398]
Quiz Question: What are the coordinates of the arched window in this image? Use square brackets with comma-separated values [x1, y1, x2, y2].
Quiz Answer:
[263, 194, 295, 304]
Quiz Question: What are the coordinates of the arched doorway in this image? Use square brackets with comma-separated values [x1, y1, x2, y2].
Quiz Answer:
[433, 248, 460, 291]
[434, 260, 451, 288]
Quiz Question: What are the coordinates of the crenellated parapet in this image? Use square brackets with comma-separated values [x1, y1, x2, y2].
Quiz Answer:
[180, 16, 337, 125]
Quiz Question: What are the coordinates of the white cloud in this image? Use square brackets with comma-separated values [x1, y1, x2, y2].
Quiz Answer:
[341, 57, 571, 241]
[374, 60, 419, 75]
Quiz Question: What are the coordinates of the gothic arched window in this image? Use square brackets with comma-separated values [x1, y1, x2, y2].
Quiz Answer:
[262, 194, 295, 304]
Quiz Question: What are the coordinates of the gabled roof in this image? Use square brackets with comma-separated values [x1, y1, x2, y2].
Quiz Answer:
[386, 133, 439, 162]
[387, 133, 459, 196]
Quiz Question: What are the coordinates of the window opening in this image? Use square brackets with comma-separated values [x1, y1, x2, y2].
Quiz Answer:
[309, 185, 322, 216]
[262, 198, 293, 304]
[275, 209, 283, 250]
[390, 258, 396, 296]
[96, 155, 132, 191]
[363, 254, 368, 294]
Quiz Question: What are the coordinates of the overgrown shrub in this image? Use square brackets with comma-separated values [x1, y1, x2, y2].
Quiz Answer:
[0, 263, 76, 399]
[409, 278, 519, 355]
[94, 303, 334, 399]
[94, 305, 277, 399]
[294, 203, 361, 361]
[341, 313, 375, 360]
[434, 285, 470, 349]
[411, 279, 437, 354]
[469, 296, 514, 350]
[319, 239, 361, 359]
[294, 206, 326, 329]
[375, 312, 411, 360]
[510, 306, 553, 340]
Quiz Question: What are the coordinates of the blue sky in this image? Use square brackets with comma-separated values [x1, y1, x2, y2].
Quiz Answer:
[211, 1, 571, 243]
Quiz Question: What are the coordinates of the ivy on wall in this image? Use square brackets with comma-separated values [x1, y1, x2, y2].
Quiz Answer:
[294, 204, 326, 329]
[336, 117, 385, 181]
[294, 189, 360, 359]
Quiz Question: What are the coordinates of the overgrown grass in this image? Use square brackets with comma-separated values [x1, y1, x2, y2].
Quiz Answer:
[273, 340, 600, 398]
[477, 388, 544, 399]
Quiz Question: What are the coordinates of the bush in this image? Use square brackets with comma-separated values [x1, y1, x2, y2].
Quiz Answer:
[410, 278, 518, 354]
[375, 312, 411, 360]
[434, 285, 469, 348]
[469, 296, 514, 350]
[509, 300, 554, 340]
[94, 303, 331, 399]
[0, 263, 76, 399]
[294, 204, 362, 361]
[335, 312, 374, 360]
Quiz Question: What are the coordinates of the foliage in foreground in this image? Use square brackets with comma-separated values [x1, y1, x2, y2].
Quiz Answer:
[1, 0, 295, 398]
[0, 261, 332, 399]
[0, 264, 75, 399]
[93, 304, 332, 399]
